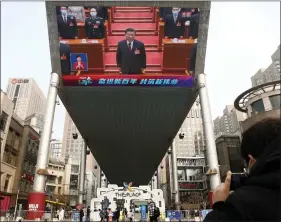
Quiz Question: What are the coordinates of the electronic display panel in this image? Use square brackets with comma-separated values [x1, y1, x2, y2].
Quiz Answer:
[54, 5, 203, 87]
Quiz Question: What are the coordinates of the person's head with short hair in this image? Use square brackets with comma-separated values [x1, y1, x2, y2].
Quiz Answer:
[90, 8, 97, 17]
[125, 28, 136, 42]
[60, 6, 68, 15]
[76, 55, 82, 62]
[172, 7, 180, 16]
[240, 118, 281, 172]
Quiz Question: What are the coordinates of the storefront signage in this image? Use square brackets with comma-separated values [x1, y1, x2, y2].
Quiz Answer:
[114, 192, 141, 198]
[28, 204, 38, 211]
[11, 79, 29, 84]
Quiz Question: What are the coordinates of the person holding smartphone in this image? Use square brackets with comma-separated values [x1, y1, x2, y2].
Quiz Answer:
[204, 118, 280, 221]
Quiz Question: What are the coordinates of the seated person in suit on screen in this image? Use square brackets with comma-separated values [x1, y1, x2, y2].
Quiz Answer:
[59, 41, 72, 75]
[85, 8, 105, 39]
[68, 6, 86, 23]
[57, 6, 78, 39]
[164, 7, 186, 39]
[73, 55, 86, 70]
[116, 28, 146, 75]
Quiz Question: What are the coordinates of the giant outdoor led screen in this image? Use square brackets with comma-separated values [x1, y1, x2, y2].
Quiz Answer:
[45, 1, 211, 188]
[46, 4, 208, 88]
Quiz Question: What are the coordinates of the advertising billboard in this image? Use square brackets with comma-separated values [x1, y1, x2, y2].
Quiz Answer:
[54, 5, 203, 87]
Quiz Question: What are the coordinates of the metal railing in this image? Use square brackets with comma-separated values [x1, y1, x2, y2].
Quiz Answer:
[0, 209, 211, 221]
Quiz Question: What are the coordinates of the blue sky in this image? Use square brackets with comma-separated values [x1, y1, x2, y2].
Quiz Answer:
[1, 2, 280, 139]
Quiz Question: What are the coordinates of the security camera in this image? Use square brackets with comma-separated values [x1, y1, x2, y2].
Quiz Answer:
[101, 173, 104, 177]
[94, 165, 98, 169]
[179, 133, 185, 139]
[160, 166, 164, 169]
[154, 173, 157, 176]
[167, 149, 172, 155]
[86, 150, 91, 155]
[72, 133, 78, 139]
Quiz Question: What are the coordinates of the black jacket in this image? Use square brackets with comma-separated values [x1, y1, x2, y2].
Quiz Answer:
[204, 138, 281, 221]
[164, 14, 185, 38]
[188, 13, 200, 39]
[57, 14, 78, 39]
[116, 39, 146, 74]
[59, 42, 72, 75]
[84, 16, 105, 39]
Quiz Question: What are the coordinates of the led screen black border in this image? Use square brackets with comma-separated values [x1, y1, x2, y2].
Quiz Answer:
[46, 1, 210, 80]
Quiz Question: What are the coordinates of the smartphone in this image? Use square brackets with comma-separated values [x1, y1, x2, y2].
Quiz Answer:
[230, 173, 247, 191]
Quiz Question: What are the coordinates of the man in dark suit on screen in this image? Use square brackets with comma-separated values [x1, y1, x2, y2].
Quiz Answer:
[164, 7, 185, 39]
[116, 28, 146, 74]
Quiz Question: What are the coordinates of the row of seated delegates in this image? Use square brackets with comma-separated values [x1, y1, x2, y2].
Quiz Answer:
[56, 6, 108, 21]
[57, 6, 105, 39]
[161, 7, 200, 39]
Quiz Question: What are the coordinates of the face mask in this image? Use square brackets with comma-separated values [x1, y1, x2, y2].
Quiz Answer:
[172, 11, 179, 16]
[90, 12, 97, 17]
[61, 10, 67, 15]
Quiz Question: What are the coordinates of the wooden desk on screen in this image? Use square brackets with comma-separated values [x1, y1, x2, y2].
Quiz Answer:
[162, 38, 194, 73]
[66, 39, 105, 73]
[158, 21, 189, 50]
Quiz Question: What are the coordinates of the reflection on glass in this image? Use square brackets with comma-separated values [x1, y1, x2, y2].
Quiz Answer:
[54, 6, 200, 87]
[251, 99, 265, 114]
[269, 95, 281, 110]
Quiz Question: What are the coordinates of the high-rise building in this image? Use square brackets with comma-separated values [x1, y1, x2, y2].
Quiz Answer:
[251, 45, 280, 87]
[165, 98, 209, 209]
[62, 112, 99, 205]
[213, 105, 247, 138]
[50, 139, 63, 159]
[6, 78, 46, 132]
[1, 91, 23, 210]
[175, 98, 205, 157]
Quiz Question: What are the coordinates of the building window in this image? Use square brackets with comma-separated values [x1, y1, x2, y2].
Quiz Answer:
[0, 112, 8, 131]
[4, 175, 11, 192]
[14, 85, 20, 97]
[269, 95, 280, 110]
[251, 99, 265, 114]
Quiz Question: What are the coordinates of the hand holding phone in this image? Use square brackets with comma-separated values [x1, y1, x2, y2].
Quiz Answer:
[230, 173, 247, 191]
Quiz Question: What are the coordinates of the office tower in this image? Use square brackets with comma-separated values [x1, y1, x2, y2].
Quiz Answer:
[251, 45, 280, 87]
[5, 78, 46, 132]
[175, 98, 205, 157]
[62, 112, 98, 206]
[50, 139, 63, 159]
[213, 105, 247, 138]
[166, 98, 209, 208]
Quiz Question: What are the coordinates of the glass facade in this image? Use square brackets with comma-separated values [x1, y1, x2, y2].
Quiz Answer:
[251, 99, 265, 114]
[269, 95, 281, 110]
